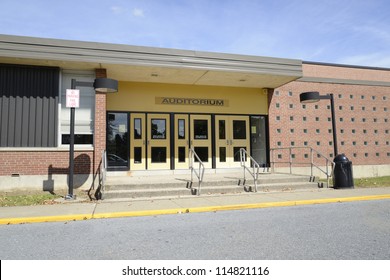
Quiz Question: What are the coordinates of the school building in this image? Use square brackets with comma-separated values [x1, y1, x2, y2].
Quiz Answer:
[0, 34, 389, 192]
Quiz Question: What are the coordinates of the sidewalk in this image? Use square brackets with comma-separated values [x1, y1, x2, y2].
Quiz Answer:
[1, 187, 390, 225]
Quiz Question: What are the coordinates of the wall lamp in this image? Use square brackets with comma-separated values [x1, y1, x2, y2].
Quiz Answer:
[65, 77, 118, 200]
[300, 91, 354, 189]
[300, 91, 338, 156]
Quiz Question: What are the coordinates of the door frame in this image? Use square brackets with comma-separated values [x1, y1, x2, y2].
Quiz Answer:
[215, 115, 250, 168]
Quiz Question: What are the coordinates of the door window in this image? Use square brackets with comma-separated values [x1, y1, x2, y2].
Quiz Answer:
[194, 120, 208, 139]
[151, 119, 166, 139]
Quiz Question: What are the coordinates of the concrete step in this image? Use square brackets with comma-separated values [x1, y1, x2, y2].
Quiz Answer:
[102, 173, 319, 200]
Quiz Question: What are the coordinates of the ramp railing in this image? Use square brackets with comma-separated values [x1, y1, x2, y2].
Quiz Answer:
[189, 147, 205, 195]
[238, 148, 260, 192]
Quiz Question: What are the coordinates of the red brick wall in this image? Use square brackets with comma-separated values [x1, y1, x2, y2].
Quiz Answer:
[93, 68, 107, 176]
[269, 63, 390, 166]
[0, 151, 93, 176]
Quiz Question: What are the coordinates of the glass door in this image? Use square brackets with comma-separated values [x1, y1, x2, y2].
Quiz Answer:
[174, 114, 189, 169]
[130, 113, 146, 170]
[106, 112, 129, 170]
[215, 115, 250, 168]
[190, 115, 212, 168]
[147, 114, 171, 170]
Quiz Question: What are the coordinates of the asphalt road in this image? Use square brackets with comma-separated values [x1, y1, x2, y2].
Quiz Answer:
[1, 199, 389, 260]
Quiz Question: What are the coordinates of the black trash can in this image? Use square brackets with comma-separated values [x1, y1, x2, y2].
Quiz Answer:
[333, 154, 354, 189]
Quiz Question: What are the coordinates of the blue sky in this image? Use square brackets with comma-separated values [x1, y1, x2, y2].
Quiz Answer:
[1, 0, 390, 67]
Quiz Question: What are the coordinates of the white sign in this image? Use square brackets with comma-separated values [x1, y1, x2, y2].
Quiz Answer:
[66, 89, 80, 108]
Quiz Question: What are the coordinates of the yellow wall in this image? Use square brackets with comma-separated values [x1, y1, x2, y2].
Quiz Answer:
[107, 82, 268, 115]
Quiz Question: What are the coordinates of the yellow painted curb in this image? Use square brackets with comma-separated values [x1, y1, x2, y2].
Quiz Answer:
[1, 194, 389, 225]
[0, 214, 93, 225]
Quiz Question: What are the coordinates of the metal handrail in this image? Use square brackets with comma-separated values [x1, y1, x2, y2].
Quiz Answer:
[239, 148, 260, 192]
[189, 147, 205, 195]
[270, 146, 334, 187]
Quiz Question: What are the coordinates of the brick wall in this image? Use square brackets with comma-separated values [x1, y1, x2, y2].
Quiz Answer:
[93, 68, 107, 177]
[0, 150, 93, 176]
[269, 63, 390, 167]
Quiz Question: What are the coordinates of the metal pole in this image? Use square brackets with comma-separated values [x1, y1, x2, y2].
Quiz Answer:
[329, 94, 339, 156]
[66, 79, 76, 200]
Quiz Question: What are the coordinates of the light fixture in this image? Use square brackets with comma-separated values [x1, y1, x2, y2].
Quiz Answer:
[93, 78, 118, 93]
[300, 91, 321, 103]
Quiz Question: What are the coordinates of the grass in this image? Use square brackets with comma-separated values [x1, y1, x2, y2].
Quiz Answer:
[0, 189, 89, 207]
[354, 176, 390, 188]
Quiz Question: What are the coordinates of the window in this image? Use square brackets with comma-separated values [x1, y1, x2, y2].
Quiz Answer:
[338, 94, 343, 98]
[277, 128, 282, 133]
[276, 103, 280, 108]
[276, 116, 281, 121]
[289, 104, 294, 109]
[350, 106, 354, 111]
[303, 117, 307, 121]
[373, 107, 377, 111]
[288, 91, 293, 96]
[316, 129, 320, 134]
[61, 71, 95, 145]
[350, 95, 354, 99]
[290, 128, 295, 133]
[275, 91, 280, 96]
[315, 117, 320, 121]
[303, 129, 308, 133]
[290, 116, 294, 121]
[339, 106, 343, 110]
[315, 105, 319, 109]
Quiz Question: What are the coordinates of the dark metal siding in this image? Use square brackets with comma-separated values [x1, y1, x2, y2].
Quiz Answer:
[0, 64, 59, 147]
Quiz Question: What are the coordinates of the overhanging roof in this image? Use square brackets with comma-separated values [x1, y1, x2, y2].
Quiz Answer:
[0, 34, 302, 88]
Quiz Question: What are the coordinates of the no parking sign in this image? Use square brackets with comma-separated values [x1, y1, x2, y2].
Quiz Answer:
[66, 89, 80, 108]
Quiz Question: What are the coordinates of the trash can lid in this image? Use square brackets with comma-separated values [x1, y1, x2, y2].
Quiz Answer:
[334, 153, 349, 162]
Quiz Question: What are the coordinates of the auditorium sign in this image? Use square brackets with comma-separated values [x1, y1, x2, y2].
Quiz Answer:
[156, 97, 228, 107]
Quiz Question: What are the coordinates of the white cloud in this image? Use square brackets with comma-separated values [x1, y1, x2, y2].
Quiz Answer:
[132, 8, 144, 17]
[111, 6, 125, 14]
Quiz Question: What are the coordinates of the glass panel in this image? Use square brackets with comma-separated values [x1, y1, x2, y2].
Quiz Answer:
[151, 147, 167, 163]
[194, 147, 208, 162]
[178, 119, 185, 139]
[134, 147, 142, 163]
[107, 112, 128, 167]
[234, 147, 246, 162]
[194, 120, 208, 139]
[219, 120, 226, 139]
[178, 147, 186, 162]
[151, 119, 166, 139]
[250, 116, 267, 166]
[219, 147, 226, 162]
[134, 118, 142, 139]
[233, 120, 246, 139]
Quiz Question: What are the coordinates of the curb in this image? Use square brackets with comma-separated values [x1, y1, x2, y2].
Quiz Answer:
[1, 194, 390, 225]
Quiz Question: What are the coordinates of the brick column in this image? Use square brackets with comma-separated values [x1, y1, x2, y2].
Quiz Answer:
[93, 69, 107, 184]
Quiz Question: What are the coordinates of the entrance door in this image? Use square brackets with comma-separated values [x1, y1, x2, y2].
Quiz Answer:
[130, 113, 146, 170]
[215, 115, 250, 168]
[174, 114, 189, 169]
[147, 114, 171, 170]
[107, 112, 129, 170]
[190, 115, 212, 168]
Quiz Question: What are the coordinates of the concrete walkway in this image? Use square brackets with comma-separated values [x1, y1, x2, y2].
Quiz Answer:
[1, 187, 390, 225]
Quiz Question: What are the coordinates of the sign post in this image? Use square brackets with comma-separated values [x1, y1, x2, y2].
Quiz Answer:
[65, 87, 80, 200]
